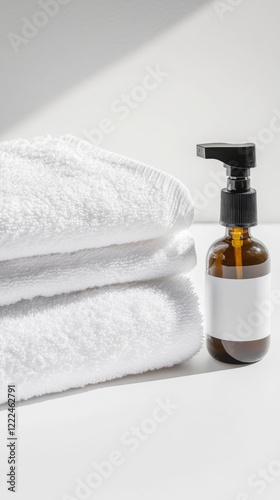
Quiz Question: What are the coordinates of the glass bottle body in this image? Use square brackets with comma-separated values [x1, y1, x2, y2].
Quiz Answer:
[206, 228, 270, 364]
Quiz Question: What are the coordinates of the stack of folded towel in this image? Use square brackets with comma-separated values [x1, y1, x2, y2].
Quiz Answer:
[0, 135, 203, 404]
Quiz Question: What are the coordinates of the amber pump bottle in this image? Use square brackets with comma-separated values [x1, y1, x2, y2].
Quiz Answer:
[197, 143, 271, 364]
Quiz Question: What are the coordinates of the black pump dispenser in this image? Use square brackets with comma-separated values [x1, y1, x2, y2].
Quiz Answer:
[196, 143, 257, 228]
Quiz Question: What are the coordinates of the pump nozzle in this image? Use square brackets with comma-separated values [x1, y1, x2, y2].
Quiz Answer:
[196, 142, 257, 228]
[196, 143, 256, 169]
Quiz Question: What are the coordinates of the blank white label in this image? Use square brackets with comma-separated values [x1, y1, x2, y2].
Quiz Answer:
[205, 273, 271, 342]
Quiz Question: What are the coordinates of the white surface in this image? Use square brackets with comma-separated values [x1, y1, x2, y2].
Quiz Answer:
[0, 223, 279, 499]
[1, 1, 280, 222]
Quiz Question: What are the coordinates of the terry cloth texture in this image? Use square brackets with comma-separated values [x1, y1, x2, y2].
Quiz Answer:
[0, 275, 202, 404]
[0, 136, 202, 404]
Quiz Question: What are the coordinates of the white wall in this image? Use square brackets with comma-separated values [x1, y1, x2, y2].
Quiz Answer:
[1, 0, 280, 222]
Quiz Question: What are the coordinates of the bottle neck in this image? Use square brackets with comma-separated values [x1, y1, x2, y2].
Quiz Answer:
[226, 227, 251, 239]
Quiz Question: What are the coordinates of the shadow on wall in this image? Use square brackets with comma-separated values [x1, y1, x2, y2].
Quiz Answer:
[1, 0, 209, 134]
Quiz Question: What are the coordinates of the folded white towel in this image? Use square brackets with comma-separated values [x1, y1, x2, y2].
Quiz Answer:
[0, 135, 193, 261]
[0, 136, 201, 404]
[0, 230, 196, 306]
[0, 275, 203, 404]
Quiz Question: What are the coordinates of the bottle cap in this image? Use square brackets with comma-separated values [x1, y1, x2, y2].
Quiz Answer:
[196, 142, 257, 227]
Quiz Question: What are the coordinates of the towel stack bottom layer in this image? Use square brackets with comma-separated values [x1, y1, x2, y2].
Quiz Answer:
[0, 276, 202, 404]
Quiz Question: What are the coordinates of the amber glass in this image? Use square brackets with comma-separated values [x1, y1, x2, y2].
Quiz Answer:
[206, 227, 270, 364]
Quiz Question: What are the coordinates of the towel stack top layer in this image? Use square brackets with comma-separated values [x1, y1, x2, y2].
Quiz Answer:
[0, 135, 194, 261]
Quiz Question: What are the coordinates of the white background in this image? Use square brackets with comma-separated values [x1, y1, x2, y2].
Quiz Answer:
[1, 0, 280, 222]
[1, 2, 280, 499]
